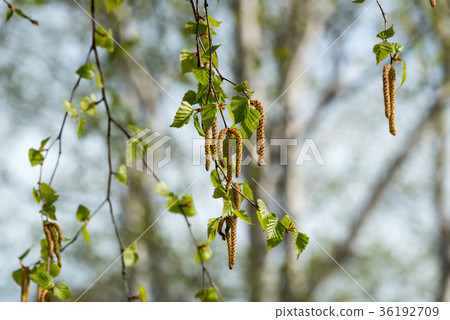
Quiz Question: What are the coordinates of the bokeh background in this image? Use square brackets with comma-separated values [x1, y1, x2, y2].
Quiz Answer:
[1, 0, 449, 301]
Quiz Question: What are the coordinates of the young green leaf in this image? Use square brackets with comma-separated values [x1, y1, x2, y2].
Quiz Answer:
[116, 164, 127, 185]
[76, 64, 96, 80]
[210, 170, 221, 188]
[18, 246, 33, 261]
[207, 217, 221, 244]
[154, 181, 171, 197]
[195, 287, 219, 302]
[180, 49, 197, 74]
[62, 100, 78, 119]
[40, 183, 59, 205]
[241, 108, 260, 138]
[77, 118, 85, 139]
[29, 149, 44, 167]
[193, 67, 210, 86]
[234, 209, 252, 224]
[185, 21, 208, 34]
[95, 26, 114, 52]
[41, 204, 57, 220]
[207, 14, 222, 27]
[201, 104, 218, 131]
[266, 217, 285, 252]
[104, 0, 124, 12]
[293, 231, 309, 260]
[222, 197, 235, 217]
[80, 96, 97, 116]
[376, 25, 395, 40]
[194, 243, 213, 263]
[400, 59, 407, 88]
[230, 95, 250, 124]
[256, 199, 276, 231]
[124, 243, 139, 267]
[170, 101, 193, 128]
[96, 71, 104, 89]
[5, 9, 13, 22]
[54, 283, 73, 300]
[213, 185, 227, 199]
[232, 81, 248, 93]
[183, 90, 197, 105]
[242, 181, 254, 201]
[193, 113, 206, 137]
[76, 205, 90, 222]
[81, 225, 91, 244]
[12, 268, 22, 286]
[280, 215, 293, 229]
[138, 286, 147, 302]
[33, 187, 41, 203]
[30, 270, 54, 290]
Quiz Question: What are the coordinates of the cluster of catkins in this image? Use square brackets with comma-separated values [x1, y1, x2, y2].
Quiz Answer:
[203, 99, 265, 269]
[382, 64, 397, 136]
[43, 221, 63, 268]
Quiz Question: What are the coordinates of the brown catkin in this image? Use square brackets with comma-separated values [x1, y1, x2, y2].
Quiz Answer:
[205, 127, 211, 171]
[233, 182, 241, 211]
[48, 222, 63, 244]
[388, 66, 397, 136]
[383, 64, 392, 119]
[210, 118, 218, 160]
[21, 267, 31, 302]
[251, 100, 265, 166]
[227, 128, 243, 178]
[55, 250, 62, 268]
[43, 225, 54, 259]
[217, 128, 228, 167]
[226, 216, 238, 270]
[39, 289, 51, 302]
[225, 133, 233, 192]
[430, 0, 436, 7]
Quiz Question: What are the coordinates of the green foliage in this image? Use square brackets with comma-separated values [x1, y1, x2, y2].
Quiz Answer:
[213, 185, 227, 199]
[18, 245, 33, 260]
[80, 96, 97, 116]
[207, 217, 221, 244]
[138, 286, 147, 302]
[154, 181, 171, 197]
[167, 195, 197, 217]
[28, 148, 44, 167]
[77, 118, 86, 139]
[201, 104, 218, 131]
[95, 26, 114, 52]
[293, 231, 309, 260]
[234, 209, 252, 224]
[193, 113, 206, 137]
[180, 49, 197, 74]
[266, 217, 286, 252]
[352, 0, 365, 3]
[195, 287, 219, 302]
[116, 164, 128, 185]
[104, 0, 124, 12]
[82, 225, 91, 244]
[76, 205, 91, 222]
[40, 238, 49, 260]
[170, 101, 193, 128]
[40, 183, 58, 220]
[232, 81, 248, 93]
[376, 25, 395, 40]
[230, 95, 250, 124]
[33, 187, 41, 203]
[76, 63, 96, 80]
[222, 197, 235, 217]
[30, 270, 54, 290]
[193, 67, 210, 86]
[5, 9, 13, 22]
[242, 181, 254, 201]
[124, 243, 139, 267]
[194, 243, 213, 263]
[54, 283, 73, 300]
[210, 170, 221, 188]
[62, 99, 78, 119]
[12, 269, 22, 286]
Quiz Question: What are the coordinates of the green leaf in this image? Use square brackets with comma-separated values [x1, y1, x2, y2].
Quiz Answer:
[76, 63, 96, 80]
[42, 204, 57, 220]
[138, 286, 147, 302]
[170, 101, 193, 128]
[62, 100, 78, 119]
[232, 81, 248, 93]
[210, 170, 221, 188]
[195, 243, 213, 263]
[40, 239, 49, 260]
[207, 217, 221, 244]
[40, 183, 58, 205]
[127, 136, 149, 163]
[81, 225, 91, 244]
[178, 195, 196, 217]
[222, 197, 235, 217]
[193, 67, 210, 85]
[230, 95, 250, 124]
[234, 209, 252, 224]
[201, 104, 218, 131]
[256, 199, 276, 231]
[54, 283, 73, 300]
[40, 137, 51, 150]
[195, 287, 219, 302]
[213, 185, 227, 199]
[154, 181, 171, 197]
[400, 59, 407, 88]
[185, 21, 208, 34]
[116, 164, 127, 185]
[30, 270, 54, 290]
[266, 217, 285, 252]
[19, 245, 33, 260]
[280, 215, 293, 229]
[180, 49, 197, 74]
[293, 231, 309, 259]
[373, 42, 404, 65]
[128, 124, 143, 134]
[80, 96, 97, 116]
[12, 269, 22, 286]
[95, 26, 114, 52]
[207, 14, 222, 27]
[29, 149, 44, 167]
[124, 243, 139, 267]
[352, 0, 365, 3]
[77, 118, 85, 139]
[242, 181, 254, 201]
[33, 187, 41, 203]
[104, 0, 124, 12]
[96, 71, 104, 89]
[193, 113, 205, 137]
[376, 25, 395, 40]
[76, 205, 90, 222]
[183, 90, 197, 105]
[5, 9, 13, 22]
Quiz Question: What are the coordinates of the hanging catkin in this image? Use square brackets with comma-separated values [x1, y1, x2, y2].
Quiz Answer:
[226, 216, 238, 270]
[205, 127, 211, 171]
[210, 118, 218, 160]
[383, 64, 392, 119]
[217, 128, 228, 167]
[388, 66, 397, 136]
[227, 128, 243, 178]
[43, 224, 54, 259]
[233, 182, 241, 211]
[21, 267, 30, 302]
[225, 132, 233, 192]
[430, 0, 436, 7]
[251, 100, 265, 166]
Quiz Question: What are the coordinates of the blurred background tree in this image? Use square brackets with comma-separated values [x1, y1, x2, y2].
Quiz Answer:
[0, 0, 449, 301]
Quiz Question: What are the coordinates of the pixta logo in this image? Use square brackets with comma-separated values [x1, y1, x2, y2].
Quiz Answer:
[126, 129, 172, 175]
